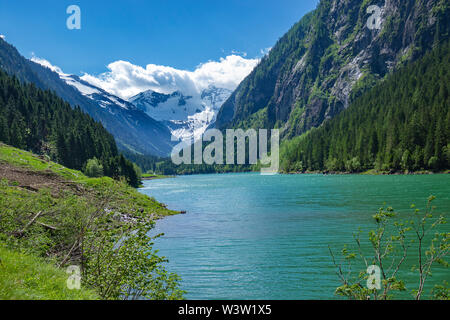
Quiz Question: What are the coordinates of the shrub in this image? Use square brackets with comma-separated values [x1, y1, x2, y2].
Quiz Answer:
[84, 158, 104, 178]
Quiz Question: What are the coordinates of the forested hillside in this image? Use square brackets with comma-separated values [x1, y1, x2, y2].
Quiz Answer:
[0, 69, 140, 186]
[216, 0, 450, 139]
[280, 42, 450, 173]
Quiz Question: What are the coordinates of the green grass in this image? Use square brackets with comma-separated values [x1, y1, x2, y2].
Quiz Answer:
[360, 169, 385, 175]
[0, 144, 178, 218]
[0, 244, 98, 300]
[142, 173, 175, 180]
[0, 143, 182, 299]
[83, 176, 178, 217]
[0, 143, 85, 181]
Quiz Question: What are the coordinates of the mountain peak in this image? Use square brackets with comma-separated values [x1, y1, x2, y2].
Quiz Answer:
[0, 39, 174, 157]
[129, 86, 232, 141]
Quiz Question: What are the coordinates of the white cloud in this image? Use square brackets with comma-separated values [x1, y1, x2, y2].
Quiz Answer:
[29, 53, 260, 100]
[80, 55, 259, 99]
[0, 35, 5, 40]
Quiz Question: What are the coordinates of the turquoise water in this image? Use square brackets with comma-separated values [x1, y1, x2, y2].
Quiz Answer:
[140, 173, 450, 299]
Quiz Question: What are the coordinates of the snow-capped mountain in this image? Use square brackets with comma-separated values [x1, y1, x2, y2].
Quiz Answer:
[129, 86, 232, 141]
[55, 74, 176, 156]
[61, 69, 232, 144]
[60, 74, 135, 111]
[1, 49, 175, 157]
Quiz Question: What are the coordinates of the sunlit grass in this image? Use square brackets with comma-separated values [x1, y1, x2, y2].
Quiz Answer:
[0, 244, 98, 300]
[0, 143, 85, 181]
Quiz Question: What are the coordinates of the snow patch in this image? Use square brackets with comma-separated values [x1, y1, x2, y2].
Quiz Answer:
[64, 77, 100, 95]
[129, 86, 231, 141]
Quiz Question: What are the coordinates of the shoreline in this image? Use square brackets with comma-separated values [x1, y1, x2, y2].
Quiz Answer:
[141, 174, 176, 181]
[145, 170, 450, 177]
[139, 175, 186, 216]
[283, 169, 450, 176]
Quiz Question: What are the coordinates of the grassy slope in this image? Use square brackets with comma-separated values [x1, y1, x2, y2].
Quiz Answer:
[0, 143, 178, 218]
[0, 143, 178, 300]
[141, 173, 175, 180]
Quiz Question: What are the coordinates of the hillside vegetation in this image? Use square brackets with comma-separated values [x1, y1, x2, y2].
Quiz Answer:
[0, 68, 141, 187]
[280, 42, 450, 173]
[0, 143, 184, 300]
[216, 0, 449, 138]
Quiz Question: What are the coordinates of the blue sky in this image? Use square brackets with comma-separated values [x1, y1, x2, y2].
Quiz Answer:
[0, 0, 319, 75]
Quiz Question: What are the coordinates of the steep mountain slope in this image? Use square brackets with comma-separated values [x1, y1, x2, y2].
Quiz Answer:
[0, 68, 118, 168]
[60, 74, 133, 111]
[216, 0, 450, 138]
[0, 68, 142, 186]
[280, 42, 450, 173]
[129, 86, 231, 141]
[0, 38, 174, 157]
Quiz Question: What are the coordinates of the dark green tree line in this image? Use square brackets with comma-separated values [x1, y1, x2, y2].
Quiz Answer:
[281, 42, 450, 173]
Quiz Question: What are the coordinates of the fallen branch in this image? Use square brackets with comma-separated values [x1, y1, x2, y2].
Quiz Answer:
[14, 211, 43, 237]
[18, 185, 39, 192]
[59, 239, 79, 268]
[36, 221, 59, 231]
